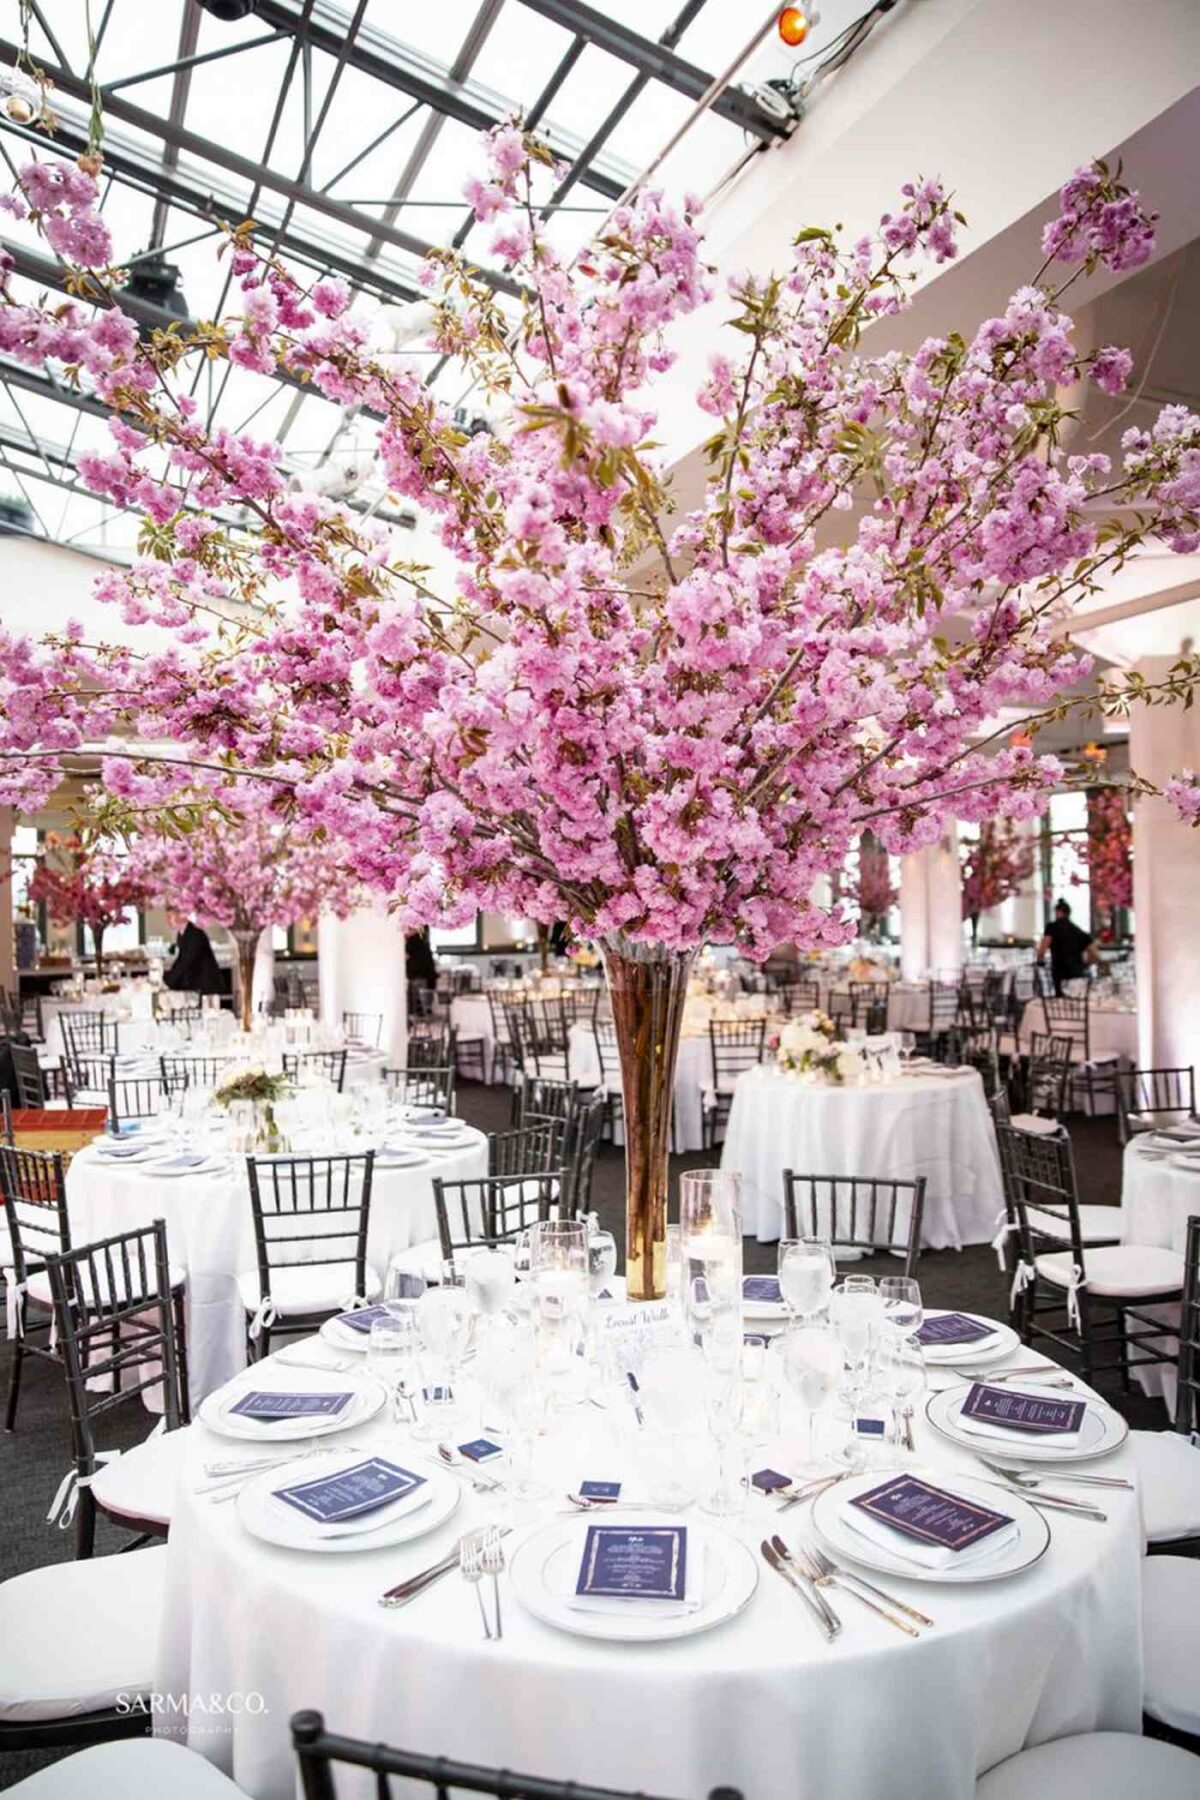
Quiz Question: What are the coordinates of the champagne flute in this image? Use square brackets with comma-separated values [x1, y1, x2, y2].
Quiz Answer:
[879, 1326, 927, 1456]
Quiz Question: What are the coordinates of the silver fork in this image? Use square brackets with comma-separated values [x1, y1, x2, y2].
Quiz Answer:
[769, 1535, 841, 1637]
[978, 1456, 1132, 1493]
[803, 1540, 934, 1630]
[461, 1536, 492, 1640]
[790, 1541, 919, 1638]
[481, 1527, 505, 1640]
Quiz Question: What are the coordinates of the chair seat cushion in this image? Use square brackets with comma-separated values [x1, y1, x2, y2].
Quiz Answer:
[236, 1261, 381, 1319]
[0, 1547, 166, 1723]
[90, 1425, 192, 1531]
[1143, 1553, 1200, 1735]
[1008, 1112, 1063, 1136]
[976, 1731, 1200, 1800]
[1132, 1429, 1200, 1544]
[25, 1260, 185, 1311]
[1035, 1243, 1185, 1299]
[2, 1737, 247, 1797]
[1026, 1204, 1123, 1245]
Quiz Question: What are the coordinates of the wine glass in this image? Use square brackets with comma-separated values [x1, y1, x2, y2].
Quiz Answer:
[413, 1285, 473, 1441]
[830, 1282, 883, 1465]
[879, 1275, 923, 1340]
[879, 1326, 927, 1457]
[778, 1236, 836, 1324]
[898, 1031, 916, 1071]
[780, 1324, 842, 1474]
[367, 1310, 420, 1427]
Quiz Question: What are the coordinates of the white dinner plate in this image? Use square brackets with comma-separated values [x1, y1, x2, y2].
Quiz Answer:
[319, 1314, 384, 1352]
[509, 1512, 758, 1643]
[811, 1468, 1050, 1585]
[923, 1383, 1128, 1463]
[143, 1153, 229, 1179]
[236, 1453, 459, 1553]
[198, 1367, 385, 1441]
[915, 1311, 1019, 1368]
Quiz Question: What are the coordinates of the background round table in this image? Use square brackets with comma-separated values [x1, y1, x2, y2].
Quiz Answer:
[1119, 1136, 1200, 1408]
[1016, 999, 1137, 1061]
[156, 1342, 1142, 1800]
[569, 1026, 710, 1151]
[721, 1066, 1003, 1249]
[64, 1129, 488, 1401]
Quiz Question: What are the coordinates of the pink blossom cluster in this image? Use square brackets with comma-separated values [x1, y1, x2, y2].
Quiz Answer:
[1165, 771, 1200, 826]
[17, 157, 113, 270]
[1040, 162, 1156, 273]
[27, 832, 151, 932]
[1086, 786, 1133, 913]
[961, 821, 1036, 920]
[0, 141, 1197, 959]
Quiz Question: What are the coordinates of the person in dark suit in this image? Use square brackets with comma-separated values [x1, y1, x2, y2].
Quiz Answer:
[163, 919, 224, 995]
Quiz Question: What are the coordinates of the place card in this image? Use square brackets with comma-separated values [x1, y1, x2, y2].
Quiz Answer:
[915, 1312, 995, 1347]
[854, 1417, 887, 1438]
[961, 1383, 1087, 1436]
[849, 1474, 1013, 1554]
[273, 1456, 426, 1524]
[576, 1525, 687, 1602]
[597, 1300, 680, 1365]
[421, 1384, 454, 1405]
[751, 1468, 792, 1493]
[458, 1438, 502, 1463]
[578, 1480, 622, 1500]
[228, 1389, 354, 1423]
[742, 1275, 782, 1304]
[336, 1303, 395, 1335]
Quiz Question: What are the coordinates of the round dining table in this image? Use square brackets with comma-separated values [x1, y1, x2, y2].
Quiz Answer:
[64, 1125, 488, 1402]
[155, 1334, 1143, 1800]
[721, 1065, 1004, 1249]
[1119, 1134, 1200, 1409]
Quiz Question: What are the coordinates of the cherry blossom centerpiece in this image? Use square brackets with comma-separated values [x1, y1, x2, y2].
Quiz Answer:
[0, 131, 1199, 1294]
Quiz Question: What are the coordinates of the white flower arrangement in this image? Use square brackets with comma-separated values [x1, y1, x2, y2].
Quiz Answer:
[768, 1012, 865, 1085]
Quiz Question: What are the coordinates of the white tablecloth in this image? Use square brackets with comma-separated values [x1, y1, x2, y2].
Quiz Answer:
[569, 1026, 711, 1151]
[41, 993, 161, 1058]
[47, 1026, 387, 1101]
[1119, 1137, 1200, 1410]
[721, 1066, 1004, 1249]
[156, 1340, 1143, 1800]
[64, 1130, 488, 1401]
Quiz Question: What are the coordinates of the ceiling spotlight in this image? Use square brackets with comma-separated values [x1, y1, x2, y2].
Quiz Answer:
[0, 64, 42, 125]
[196, 0, 258, 19]
[118, 253, 189, 320]
[777, 6, 818, 47]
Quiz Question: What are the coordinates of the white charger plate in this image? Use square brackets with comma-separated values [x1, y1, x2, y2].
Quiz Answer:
[811, 1468, 1050, 1585]
[924, 1383, 1128, 1463]
[319, 1313, 385, 1352]
[198, 1367, 385, 1441]
[916, 1311, 1019, 1368]
[509, 1511, 758, 1642]
[237, 1453, 459, 1553]
[144, 1155, 229, 1179]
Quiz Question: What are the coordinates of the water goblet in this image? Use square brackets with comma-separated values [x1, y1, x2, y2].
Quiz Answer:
[778, 1236, 836, 1324]
[413, 1285, 473, 1440]
[367, 1311, 421, 1427]
[879, 1325, 927, 1457]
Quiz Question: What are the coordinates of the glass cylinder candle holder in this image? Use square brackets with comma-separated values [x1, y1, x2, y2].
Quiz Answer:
[680, 1170, 743, 1345]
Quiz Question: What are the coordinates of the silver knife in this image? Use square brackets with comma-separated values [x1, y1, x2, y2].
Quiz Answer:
[770, 1535, 843, 1637]
[761, 1541, 840, 1641]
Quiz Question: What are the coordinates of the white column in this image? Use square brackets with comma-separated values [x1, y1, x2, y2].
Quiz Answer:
[318, 905, 408, 1066]
[1131, 660, 1200, 1073]
[900, 825, 963, 979]
[0, 809, 13, 997]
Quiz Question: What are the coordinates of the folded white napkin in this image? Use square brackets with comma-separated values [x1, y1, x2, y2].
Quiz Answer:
[566, 1532, 706, 1618]
[840, 1494, 1018, 1571]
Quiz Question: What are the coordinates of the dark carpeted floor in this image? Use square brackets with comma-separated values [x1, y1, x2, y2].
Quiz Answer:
[0, 1089, 1168, 1789]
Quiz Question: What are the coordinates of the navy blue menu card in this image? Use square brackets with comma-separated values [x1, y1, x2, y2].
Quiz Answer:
[961, 1383, 1087, 1435]
[458, 1439, 502, 1463]
[228, 1389, 354, 1423]
[273, 1457, 425, 1524]
[579, 1480, 622, 1500]
[850, 1474, 1013, 1553]
[751, 1468, 792, 1493]
[742, 1276, 782, 1303]
[576, 1525, 687, 1602]
[915, 1312, 995, 1347]
[336, 1304, 395, 1335]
